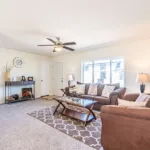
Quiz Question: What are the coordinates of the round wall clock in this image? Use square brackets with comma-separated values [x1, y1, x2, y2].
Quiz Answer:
[13, 57, 24, 68]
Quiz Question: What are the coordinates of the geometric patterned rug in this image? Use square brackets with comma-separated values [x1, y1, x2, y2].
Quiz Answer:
[28, 105, 102, 150]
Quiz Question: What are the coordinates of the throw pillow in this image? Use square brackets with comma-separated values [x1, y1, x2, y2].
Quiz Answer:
[118, 99, 147, 107]
[74, 84, 85, 94]
[102, 85, 115, 98]
[107, 83, 120, 90]
[136, 93, 150, 102]
[88, 84, 98, 95]
[69, 87, 76, 93]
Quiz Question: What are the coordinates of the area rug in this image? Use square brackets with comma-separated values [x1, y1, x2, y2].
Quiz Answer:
[28, 105, 102, 150]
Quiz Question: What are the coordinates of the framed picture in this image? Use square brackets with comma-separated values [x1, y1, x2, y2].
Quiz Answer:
[21, 76, 26, 81]
[28, 77, 33, 81]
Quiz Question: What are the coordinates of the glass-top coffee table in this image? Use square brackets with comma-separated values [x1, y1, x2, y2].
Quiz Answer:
[53, 96, 97, 126]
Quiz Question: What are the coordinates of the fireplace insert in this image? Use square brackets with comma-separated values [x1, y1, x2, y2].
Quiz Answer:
[22, 88, 32, 98]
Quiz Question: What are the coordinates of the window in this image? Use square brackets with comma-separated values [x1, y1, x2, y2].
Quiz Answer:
[81, 58, 124, 86]
[111, 58, 124, 86]
[82, 61, 93, 83]
[94, 59, 110, 84]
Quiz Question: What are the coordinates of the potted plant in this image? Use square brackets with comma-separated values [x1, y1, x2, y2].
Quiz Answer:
[4, 63, 14, 81]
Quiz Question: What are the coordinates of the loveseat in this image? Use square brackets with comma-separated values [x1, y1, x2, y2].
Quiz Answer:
[65, 82, 126, 110]
[100, 93, 150, 150]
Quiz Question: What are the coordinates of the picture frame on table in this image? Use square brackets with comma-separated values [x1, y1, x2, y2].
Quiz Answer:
[28, 77, 33, 81]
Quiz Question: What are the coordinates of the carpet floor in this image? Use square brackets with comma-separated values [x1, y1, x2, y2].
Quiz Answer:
[28, 105, 101, 150]
[0, 99, 100, 150]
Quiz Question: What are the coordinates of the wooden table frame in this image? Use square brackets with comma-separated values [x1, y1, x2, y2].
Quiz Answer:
[60, 88, 67, 96]
[53, 99, 96, 126]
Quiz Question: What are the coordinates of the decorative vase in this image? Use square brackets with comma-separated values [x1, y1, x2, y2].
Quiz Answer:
[4, 72, 10, 81]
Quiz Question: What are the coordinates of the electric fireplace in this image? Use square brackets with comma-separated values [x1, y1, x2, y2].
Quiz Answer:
[22, 88, 32, 98]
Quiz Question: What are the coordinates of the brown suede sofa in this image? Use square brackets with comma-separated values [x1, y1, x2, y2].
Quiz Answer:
[66, 82, 126, 110]
[100, 93, 150, 150]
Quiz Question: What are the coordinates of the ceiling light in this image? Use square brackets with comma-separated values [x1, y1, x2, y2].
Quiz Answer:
[54, 46, 62, 52]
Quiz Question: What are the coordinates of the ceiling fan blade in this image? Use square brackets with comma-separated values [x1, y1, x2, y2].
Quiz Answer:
[38, 44, 54, 46]
[47, 38, 56, 44]
[63, 46, 75, 51]
[62, 42, 76, 45]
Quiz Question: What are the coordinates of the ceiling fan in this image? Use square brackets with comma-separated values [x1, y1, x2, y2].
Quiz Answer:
[38, 37, 76, 52]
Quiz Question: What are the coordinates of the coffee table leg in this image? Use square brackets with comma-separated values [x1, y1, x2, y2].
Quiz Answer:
[89, 107, 96, 120]
[53, 102, 61, 115]
[61, 105, 66, 114]
[84, 104, 95, 126]
[84, 114, 91, 126]
[53, 101, 66, 115]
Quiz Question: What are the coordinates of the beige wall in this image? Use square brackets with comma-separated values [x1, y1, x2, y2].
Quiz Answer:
[0, 48, 51, 104]
[1, 38, 150, 103]
[52, 39, 150, 93]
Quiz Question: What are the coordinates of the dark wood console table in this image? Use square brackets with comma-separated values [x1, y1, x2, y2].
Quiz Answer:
[5, 81, 35, 104]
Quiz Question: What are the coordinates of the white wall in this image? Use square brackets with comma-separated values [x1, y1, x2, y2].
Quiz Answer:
[1, 38, 150, 103]
[52, 39, 150, 93]
[0, 48, 51, 104]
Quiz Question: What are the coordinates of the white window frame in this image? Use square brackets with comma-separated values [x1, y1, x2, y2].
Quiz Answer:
[81, 57, 125, 86]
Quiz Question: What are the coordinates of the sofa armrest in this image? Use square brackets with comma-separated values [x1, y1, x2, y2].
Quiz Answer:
[109, 94, 119, 105]
[101, 105, 150, 120]
[109, 88, 126, 105]
[65, 87, 70, 96]
[124, 93, 139, 101]
[100, 105, 150, 150]
[114, 88, 126, 99]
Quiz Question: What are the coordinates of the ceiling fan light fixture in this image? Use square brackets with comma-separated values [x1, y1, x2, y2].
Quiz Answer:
[53, 49, 56, 52]
[38, 37, 76, 52]
[54, 46, 62, 52]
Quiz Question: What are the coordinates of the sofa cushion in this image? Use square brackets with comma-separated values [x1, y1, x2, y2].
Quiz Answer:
[136, 93, 150, 102]
[85, 84, 90, 94]
[97, 83, 120, 96]
[97, 83, 105, 96]
[79, 94, 94, 100]
[107, 83, 120, 90]
[77, 81, 120, 95]
[74, 84, 85, 94]
[76, 81, 90, 94]
[102, 85, 115, 98]
[79, 95, 110, 105]
[94, 96, 110, 105]
[88, 84, 98, 95]
[124, 93, 139, 101]
[118, 99, 147, 107]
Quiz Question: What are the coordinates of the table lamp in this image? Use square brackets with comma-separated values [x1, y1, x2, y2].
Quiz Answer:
[136, 73, 149, 93]
[68, 74, 73, 87]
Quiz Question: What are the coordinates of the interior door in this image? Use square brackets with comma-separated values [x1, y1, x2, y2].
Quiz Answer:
[40, 61, 51, 96]
[53, 62, 63, 96]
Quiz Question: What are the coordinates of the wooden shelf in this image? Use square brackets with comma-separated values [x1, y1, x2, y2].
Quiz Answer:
[6, 97, 34, 104]
[5, 81, 35, 86]
[62, 108, 94, 122]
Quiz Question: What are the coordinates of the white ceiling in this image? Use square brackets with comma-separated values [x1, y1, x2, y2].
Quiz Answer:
[0, 0, 150, 56]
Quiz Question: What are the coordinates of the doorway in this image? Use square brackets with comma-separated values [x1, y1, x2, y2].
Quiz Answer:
[40, 61, 51, 97]
[53, 62, 63, 96]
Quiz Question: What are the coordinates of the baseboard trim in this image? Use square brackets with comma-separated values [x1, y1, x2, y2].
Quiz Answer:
[35, 97, 41, 99]
[41, 95, 49, 98]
